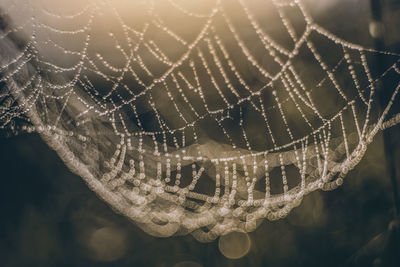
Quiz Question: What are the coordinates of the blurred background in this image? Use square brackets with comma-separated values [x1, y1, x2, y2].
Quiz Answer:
[1, 0, 400, 266]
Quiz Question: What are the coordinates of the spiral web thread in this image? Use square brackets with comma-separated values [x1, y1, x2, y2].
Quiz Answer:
[0, 0, 400, 241]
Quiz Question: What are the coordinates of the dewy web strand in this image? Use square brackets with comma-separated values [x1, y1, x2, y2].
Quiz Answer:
[0, 0, 400, 241]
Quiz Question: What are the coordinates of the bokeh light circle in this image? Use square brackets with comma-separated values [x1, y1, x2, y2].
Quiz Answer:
[218, 232, 251, 259]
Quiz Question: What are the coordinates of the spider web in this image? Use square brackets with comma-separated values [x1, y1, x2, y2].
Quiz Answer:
[0, 0, 400, 241]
